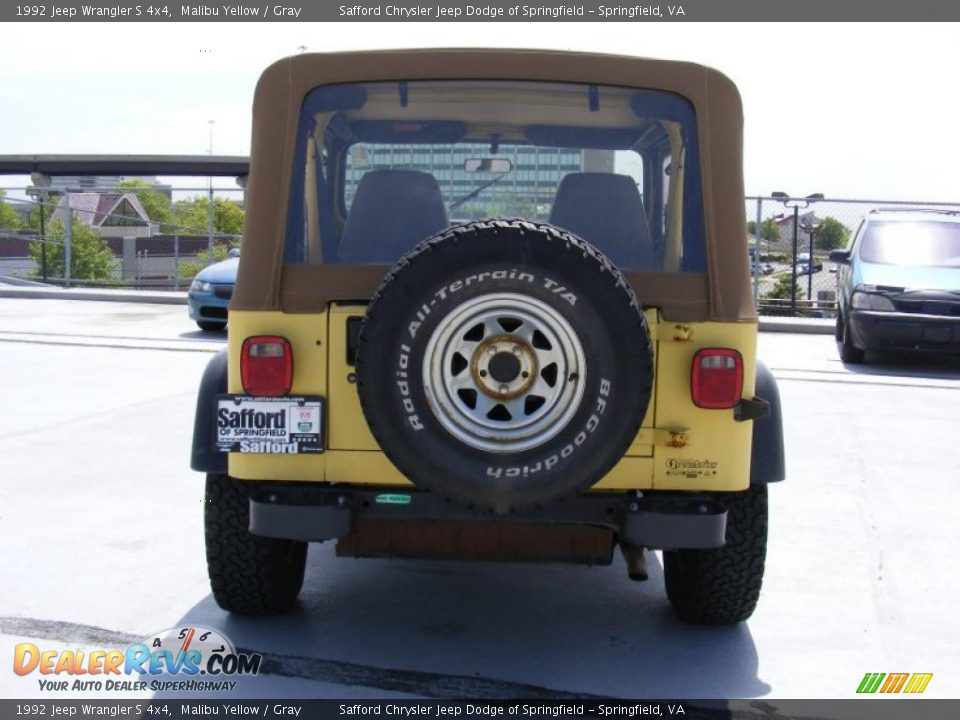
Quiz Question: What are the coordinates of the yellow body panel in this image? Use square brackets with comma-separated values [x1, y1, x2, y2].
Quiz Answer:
[228, 310, 328, 481]
[651, 321, 756, 491]
[228, 307, 757, 492]
[326, 305, 379, 451]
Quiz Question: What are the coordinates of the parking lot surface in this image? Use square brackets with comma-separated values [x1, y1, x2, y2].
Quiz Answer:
[1, 299, 959, 700]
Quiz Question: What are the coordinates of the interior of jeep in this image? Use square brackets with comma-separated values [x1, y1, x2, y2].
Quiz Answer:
[284, 79, 706, 273]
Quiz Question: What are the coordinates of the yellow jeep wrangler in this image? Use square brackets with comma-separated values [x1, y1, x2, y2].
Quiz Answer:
[191, 49, 785, 625]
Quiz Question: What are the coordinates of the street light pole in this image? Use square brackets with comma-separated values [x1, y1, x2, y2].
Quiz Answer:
[772, 192, 823, 316]
[790, 204, 799, 314]
[807, 220, 820, 303]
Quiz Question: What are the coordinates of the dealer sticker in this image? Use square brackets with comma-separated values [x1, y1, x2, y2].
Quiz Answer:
[215, 395, 324, 454]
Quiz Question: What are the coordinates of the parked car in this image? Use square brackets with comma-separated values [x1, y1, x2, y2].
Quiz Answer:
[832, 209, 960, 363]
[190, 50, 785, 625]
[188, 249, 238, 331]
[797, 253, 822, 275]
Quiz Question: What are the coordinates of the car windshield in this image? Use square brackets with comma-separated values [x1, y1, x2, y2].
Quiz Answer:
[285, 79, 705, 272]
[858, 219, 960, 267]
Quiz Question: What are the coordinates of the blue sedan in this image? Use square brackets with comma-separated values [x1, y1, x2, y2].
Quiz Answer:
[188, 254, 238, 332]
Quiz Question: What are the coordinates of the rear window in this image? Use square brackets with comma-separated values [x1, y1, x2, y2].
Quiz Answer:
[859, 220, 960, 267]
[285, 79, 705, 272]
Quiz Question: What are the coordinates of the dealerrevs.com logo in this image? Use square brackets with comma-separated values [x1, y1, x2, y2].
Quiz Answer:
[13, 626, 261, 693]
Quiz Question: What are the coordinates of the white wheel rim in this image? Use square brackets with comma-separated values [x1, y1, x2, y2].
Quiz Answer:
[423, 293, 587, 453]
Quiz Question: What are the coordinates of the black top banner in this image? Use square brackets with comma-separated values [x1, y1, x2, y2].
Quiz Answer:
[2, 0, 959, 22]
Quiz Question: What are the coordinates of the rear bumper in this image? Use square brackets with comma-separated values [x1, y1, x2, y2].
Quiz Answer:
[848, 310, 960, 353]
[248, 485, 729, 553]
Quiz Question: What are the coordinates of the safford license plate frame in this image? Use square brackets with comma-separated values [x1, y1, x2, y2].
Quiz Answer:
[215, 395, 325, 454]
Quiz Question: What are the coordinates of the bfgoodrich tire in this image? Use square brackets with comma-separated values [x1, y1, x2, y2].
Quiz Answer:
[357, 219, 654, 513]
[204, 473, 307, 614]
[663, 484, 768, 625]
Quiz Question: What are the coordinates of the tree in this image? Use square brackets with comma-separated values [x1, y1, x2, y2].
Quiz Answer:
[29, 218, 116, 282]
[173, 196, 245, 236]
[747, 218, 781, 243]
[117, 179, 174, 230]
[762, 272, 800, 303]
[815, 216, 850, 251]
[0, 191, 24, 229]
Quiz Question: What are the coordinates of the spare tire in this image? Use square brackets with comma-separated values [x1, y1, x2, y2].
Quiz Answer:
[356, 219, 653, 512]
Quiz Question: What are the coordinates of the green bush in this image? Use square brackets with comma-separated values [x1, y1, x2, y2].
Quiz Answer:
[762, 273, 799, 302]
[29, 219, 116, 282]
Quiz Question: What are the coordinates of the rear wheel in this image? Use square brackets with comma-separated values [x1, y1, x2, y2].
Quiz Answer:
[663, 485, 768, 625]
[204, 473, 307, 614]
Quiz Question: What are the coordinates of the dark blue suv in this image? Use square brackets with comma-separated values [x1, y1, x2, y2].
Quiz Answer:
[832, 209, 960, 363]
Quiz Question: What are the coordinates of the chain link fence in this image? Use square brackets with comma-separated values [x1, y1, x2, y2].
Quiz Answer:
[0, 186, 243, 290]
[747, 195, 960, 316]
[3, 186, 958, 309]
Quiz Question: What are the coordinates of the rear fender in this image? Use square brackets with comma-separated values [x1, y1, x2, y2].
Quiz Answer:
[190, 349, 228, 473]
[749, 360, 785, 483]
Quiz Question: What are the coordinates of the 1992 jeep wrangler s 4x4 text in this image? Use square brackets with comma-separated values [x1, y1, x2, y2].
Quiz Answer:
[191, 49, 785, 625]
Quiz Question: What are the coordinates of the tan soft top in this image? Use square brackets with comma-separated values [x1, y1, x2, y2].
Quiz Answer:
[234, 49, 754, 323]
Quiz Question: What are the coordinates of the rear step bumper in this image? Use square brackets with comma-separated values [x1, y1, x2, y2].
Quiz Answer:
[248, 485, 728, 552]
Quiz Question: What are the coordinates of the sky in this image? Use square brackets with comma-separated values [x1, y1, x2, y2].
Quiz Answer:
[1, 22, 959, 201]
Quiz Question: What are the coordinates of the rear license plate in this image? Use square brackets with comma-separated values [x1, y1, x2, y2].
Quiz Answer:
[215, 395, 324, 454]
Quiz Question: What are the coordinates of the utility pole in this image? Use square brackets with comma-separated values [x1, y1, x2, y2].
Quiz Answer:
[39, 194, 47, 281]
[64, 204, 73, 287]
[207, 120, 215, 256]
[30, 172, 52, 281]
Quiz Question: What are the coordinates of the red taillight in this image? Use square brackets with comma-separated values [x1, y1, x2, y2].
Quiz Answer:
[691, 349, 743, 409]
[241, 336, 293, 396]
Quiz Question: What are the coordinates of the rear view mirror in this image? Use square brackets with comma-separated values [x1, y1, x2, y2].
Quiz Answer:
[464, 158, 512, 174]
[829, 249, 851, 264]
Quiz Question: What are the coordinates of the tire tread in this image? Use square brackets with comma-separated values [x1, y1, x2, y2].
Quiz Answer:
[664, 485, 768, 625]
[205, 473, 306, 614]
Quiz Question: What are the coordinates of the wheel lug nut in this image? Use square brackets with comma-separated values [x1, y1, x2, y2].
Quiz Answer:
[512, 346, 522, 355]
[499, 385, 508, 393]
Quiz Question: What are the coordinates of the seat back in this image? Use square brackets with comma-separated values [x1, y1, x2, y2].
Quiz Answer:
[548, 172, 657, 270]
[339, 170, 448, 264]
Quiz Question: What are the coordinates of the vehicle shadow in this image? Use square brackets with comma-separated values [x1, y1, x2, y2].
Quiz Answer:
[166, 545, 770, 699]
[836, 343, 960, 379]
[179, 329, 227, 341]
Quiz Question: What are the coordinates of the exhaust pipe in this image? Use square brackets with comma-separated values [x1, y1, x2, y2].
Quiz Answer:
[620, 542, 648, 582]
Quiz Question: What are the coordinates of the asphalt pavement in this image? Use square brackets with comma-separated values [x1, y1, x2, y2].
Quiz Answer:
[1, 299, 958, 701]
